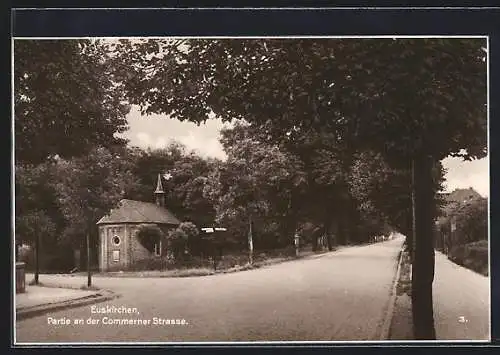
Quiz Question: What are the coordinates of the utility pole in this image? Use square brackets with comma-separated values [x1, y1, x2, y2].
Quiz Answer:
[86, 215, 93, 288]
[201, 226, 227, 271]
[86, 230, 91, 287]
[248, 214, 253, 265]
[294, 232, 300, 257]
[34, 229, 40, 285]
[411, 159, 417, 264]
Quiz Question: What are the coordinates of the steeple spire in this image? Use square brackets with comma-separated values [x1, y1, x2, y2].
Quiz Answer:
[155, 173, 164, 194]
[154, 173, 165, 207]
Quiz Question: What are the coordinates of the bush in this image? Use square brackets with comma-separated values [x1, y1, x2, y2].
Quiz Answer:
[449, 245, 466, 265]
[217, 254, 250, 269]
[128, 256, 172, 271]
[449, 240, 488, 276]
[128, 255, 218, 271]
[136, 224, 164, 253]
[167, 228, 188, 259]
[178, 221, 199, 239]
[171, 255, 212, 269]
[453, 198, 488, 244]
[20, 245, 75, 273]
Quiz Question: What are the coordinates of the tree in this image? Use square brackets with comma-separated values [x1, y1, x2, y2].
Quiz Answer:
[112, 38, 486, 339]
[347, 151, 446, 244]
[452, 197, 488, 244]
[14, 39, 130, 164]
[204, 122, 307, 250]
[123, 143, 218, 228]
[136, 225, 164, 253]
[15, 211, 56, 284]
[167, 228, 188, 260]
[15, 162, 65, 279]
[53, 147, 136, 286]
[177, 221, 201, 255]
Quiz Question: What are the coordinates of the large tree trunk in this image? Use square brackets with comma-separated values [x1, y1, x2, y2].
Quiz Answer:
[325, 210, 334, 251]
[312, 229, 319, 251]
[248, 214, 253, 265]
[337, 215, 346, 245]
[326, 226, 332, 251]
[86, 231, 92, 287]
[411, 155, 436, 340]
[283, 192, 299, 249]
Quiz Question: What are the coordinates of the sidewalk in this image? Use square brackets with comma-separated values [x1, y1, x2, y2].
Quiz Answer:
[16, 284, 118, 320]
[389, 250, 490, 341]
[433, 251, 490, 341]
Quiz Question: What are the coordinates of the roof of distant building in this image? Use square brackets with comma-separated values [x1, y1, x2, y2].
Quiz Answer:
[437, 187, 484, 221]
[443, 187, 482, 204]
[96, 199, 181, 225]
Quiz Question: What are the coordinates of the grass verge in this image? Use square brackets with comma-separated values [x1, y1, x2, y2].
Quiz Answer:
[447, 240, 488, 276]
[89, 249, 331, 278]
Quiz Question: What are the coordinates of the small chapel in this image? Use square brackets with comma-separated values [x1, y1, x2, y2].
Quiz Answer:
[96, 174, 181, 271]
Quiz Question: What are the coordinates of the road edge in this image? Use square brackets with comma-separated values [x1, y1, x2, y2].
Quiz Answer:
[16, 289, 120, 321]
[379, 246, 404, 340]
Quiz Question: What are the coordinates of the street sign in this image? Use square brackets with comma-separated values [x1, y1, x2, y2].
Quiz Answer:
[201, 227, 227, 233]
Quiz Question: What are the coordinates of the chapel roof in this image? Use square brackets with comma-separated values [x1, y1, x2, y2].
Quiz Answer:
[96, 199, 181, 225]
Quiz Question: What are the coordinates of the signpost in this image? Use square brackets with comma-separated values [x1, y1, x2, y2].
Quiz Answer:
[294, 233, 300, 257]
[248, 215, 253, 265]
[201, 226, 227, 271]
[449, 216, 457, 256]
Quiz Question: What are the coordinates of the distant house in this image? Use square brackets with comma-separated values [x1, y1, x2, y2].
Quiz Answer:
[439, 187, 483, 216]
[96, 174, 181, 271]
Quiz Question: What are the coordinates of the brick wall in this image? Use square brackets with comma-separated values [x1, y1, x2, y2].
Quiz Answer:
[102, 224, 128, 271]
[98, 223, 178, 271]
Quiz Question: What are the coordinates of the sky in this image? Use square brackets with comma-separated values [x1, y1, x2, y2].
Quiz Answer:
[121, 106, 489, 198]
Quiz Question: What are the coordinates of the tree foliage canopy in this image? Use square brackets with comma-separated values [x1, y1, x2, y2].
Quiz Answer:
[111, 38, 486, 163]
[53, 147, 136, 247]
[15, 40, 130, 164]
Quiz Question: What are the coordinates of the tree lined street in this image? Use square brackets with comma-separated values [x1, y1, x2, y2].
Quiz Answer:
[17, 236, 403, 342]
[14, 37, 488, 342]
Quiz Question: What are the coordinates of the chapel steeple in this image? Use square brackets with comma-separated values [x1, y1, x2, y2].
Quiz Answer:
[154, 173, 165, 207]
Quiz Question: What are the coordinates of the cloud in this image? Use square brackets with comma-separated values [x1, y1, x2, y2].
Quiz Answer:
[136, 132, 151, 146]
[134, 132, 169, 150]
[442, 156, 489, 197]
[126, 108, 489, 197]
[177, 131, 227, 160]
[155, 136, 167, 149]
[444, 172, 489, 198]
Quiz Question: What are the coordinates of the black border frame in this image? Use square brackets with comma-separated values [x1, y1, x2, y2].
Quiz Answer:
[9, 6, 499, 350]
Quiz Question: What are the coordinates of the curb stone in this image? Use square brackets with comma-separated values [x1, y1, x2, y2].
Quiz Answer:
[16, 289, 120, 321]
[379, 247, 404, 340]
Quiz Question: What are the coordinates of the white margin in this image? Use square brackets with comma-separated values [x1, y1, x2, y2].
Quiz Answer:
[10, 7, 500, 10]
[11, 27, 18, 341]
[486, 35, 491, 343]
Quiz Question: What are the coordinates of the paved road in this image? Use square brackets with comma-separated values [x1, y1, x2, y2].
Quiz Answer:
[16, 236, 404, 343]
[433, 251, 490, 341]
